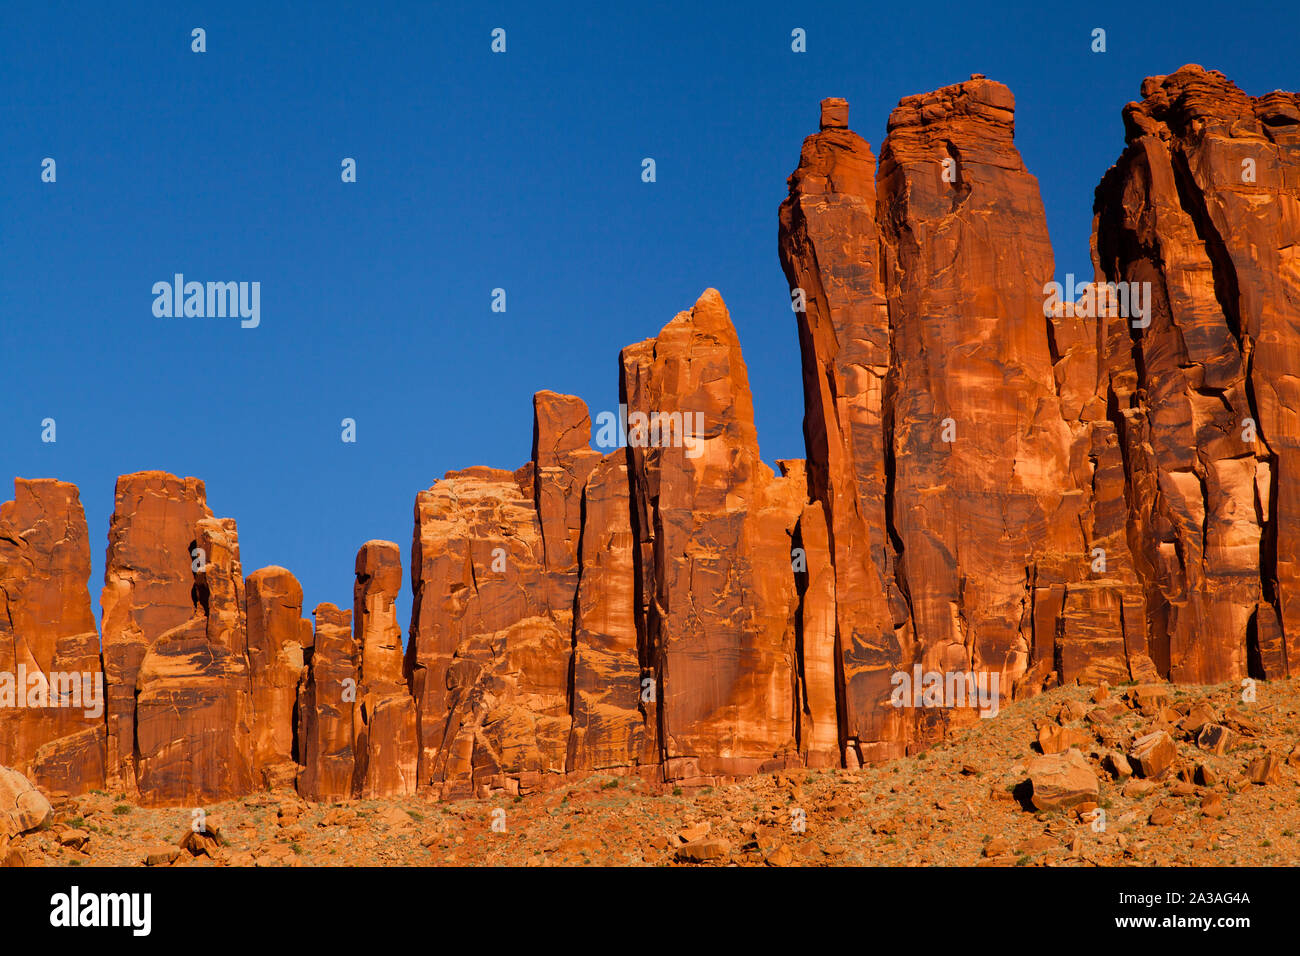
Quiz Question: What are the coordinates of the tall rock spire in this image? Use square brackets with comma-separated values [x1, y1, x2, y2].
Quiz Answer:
[1093, 64, 1300, 682]
[779, 96, 910, 762]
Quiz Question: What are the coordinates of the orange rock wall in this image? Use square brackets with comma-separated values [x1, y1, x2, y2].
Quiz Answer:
[1, 66, 1296, 801]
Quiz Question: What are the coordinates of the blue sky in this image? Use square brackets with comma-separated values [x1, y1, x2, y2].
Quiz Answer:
[3, 0, 1295, 636]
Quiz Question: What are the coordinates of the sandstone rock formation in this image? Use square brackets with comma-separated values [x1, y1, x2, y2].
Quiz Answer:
[101, 472, 213, 795]
[532, 390, 603, 604]
[876, 78, 1111, 722]
[0, 480, 105, 795]
[783, 83, 1092, 759]
[779, 97, 905, 763]
[405, 466, 572, 796]
[133, 515, 255, 804]
[245, 566, 313, 789]
[568, 452, 647, 772]
[404, 293, 812, 791]
[792, 500, 839, 768]
[2, 67, 1297, 805]
[1093, 64, 1300, 684]
[0, 765, 52, 835]
[298, 603, 356, 801]
[621, 289, 806, 780]
[778, 75, 1279, 763]
[1026, 749, 1099, 811]
[352, 541, 417, 797]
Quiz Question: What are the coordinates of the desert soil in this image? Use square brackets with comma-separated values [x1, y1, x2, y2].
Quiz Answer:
[13, 678, 1300, 867]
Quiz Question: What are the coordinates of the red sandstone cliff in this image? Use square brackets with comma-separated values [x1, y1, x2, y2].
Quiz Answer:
[1092, 64, 1300, 685]
[620, 290, 806, 781]
[245, 567, 313, 790]
[0, 480, 105, 796]
[1, 66, 1296, 803]
[352, 541, 417, 797]
[298, 602, 356, 802]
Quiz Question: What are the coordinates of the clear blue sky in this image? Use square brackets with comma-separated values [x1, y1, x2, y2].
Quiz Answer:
[3, 0, 1295, 637]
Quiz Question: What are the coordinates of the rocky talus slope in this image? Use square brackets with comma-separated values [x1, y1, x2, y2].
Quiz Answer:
[5, 677, 1299, 867]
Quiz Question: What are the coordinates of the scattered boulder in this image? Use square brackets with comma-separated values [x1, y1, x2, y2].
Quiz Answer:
[676, 838, 732, 863]
[0, 767, 51, 834]
[1130, 731, 1177, 779]
[56, 828, 90, 850]
[320, 807, 358, 827]
[1025, 750, 1099, 811]
[1148, 806, 1175, 826]
[983, 837, 1012, 857]
[179, 815, 224, 858]
[145, 845, 182, 866]
[763, 843, 793, 867]
[1038, 724, 1091, 754]
[1103, 752, 1133, 780]
[1085, 708, 1115, 726]
[1123, 778, 1157, 798]
[373, 805, 414, 828]
[1222, 710, 1261, 737]
[1248, 754, 1281, 786]
[1130, 685, 1169, 712]
[1180, 702, 1216, 737]
[1015, 835, 1056, 855]
[1197, 724, 1239, 756]
[1061, 700, 1090, 722]
[677, 822, 711, 843]
[3, 844, 29, 867]
[256, 843, 300, 867]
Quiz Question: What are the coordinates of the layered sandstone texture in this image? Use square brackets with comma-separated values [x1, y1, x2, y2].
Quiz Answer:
[0, 472, 424, 805]
[352, 541, 417, 798]
[297, 603, 356, 801]
[404, 390, 627, 796]
[620, 290, 806, 780]
[0, 481, 105, 796]
[780, 78, 1127, 762]
[245, 567, 313, 790]
[99, 472, 214, 799]
[0, 66, 1296, 804]
[403, 291, 807, 796]
[778, 66, 1298, 765]
[1092, 65, 1300, 685]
